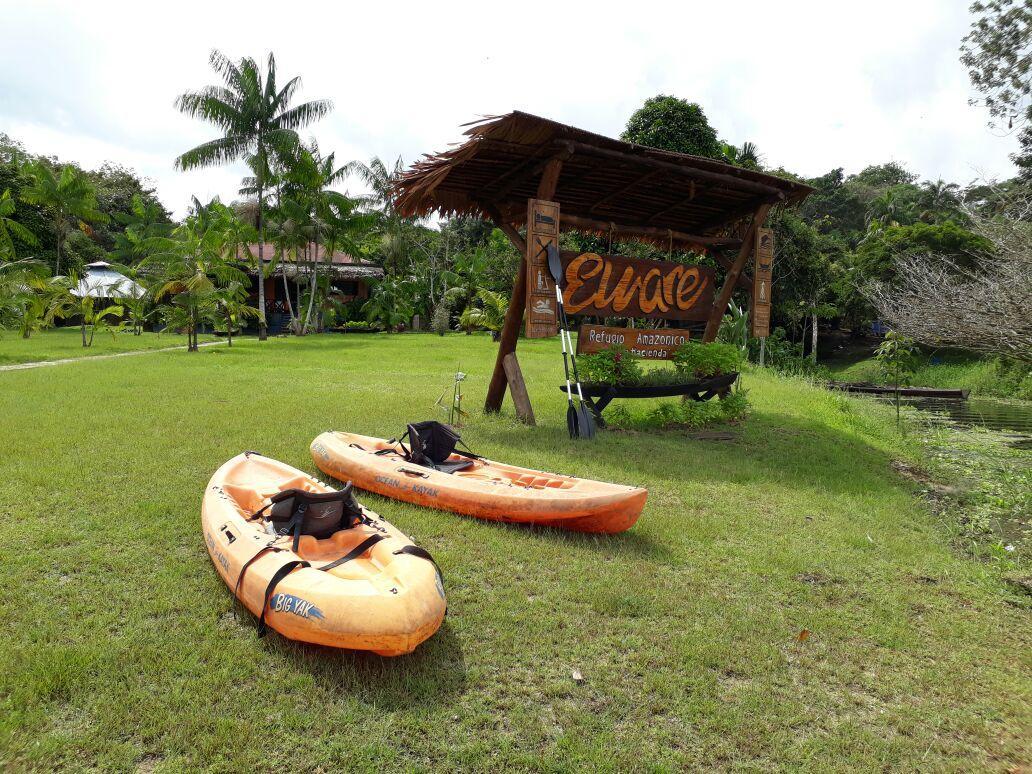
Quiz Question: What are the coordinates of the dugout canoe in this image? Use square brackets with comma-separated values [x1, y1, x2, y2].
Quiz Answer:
[202, 452, 446, 656]
[828, 382, 970, 399]
[310, 431, 648, 534]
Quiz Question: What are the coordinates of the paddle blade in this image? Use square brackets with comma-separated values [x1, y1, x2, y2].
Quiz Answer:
[546, 243, 563, 286]
[566, 404, 579, 439]
[578, 404, 597, 439]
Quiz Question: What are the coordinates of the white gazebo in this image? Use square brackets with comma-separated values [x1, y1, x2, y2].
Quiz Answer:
[71, 261, 145, 299]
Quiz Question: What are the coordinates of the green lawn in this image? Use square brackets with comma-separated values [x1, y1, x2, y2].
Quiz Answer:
[0, 333, 1028, 771]
[0, 328, 219, 366]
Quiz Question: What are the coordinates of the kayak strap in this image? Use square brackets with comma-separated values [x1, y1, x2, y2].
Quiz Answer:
[236, 537, 445, 637]
[317, 534, 387, 572]
[393, 545, 445, 584]
[257, 559, 311, 636]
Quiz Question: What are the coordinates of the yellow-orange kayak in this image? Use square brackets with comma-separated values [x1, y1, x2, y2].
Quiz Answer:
[310, 431, 648, 534]
[202, 452, 446, 656]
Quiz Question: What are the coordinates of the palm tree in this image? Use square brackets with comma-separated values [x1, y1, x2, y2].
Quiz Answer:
[19, 162, 108, 275]
[0, 259, 68, 337]
[0, 188, 38, 260]
[174, 50, 332, 341]
[210, 280, 260, 346]
[457, 289, 508, 340]
[146, 203, 250, 351]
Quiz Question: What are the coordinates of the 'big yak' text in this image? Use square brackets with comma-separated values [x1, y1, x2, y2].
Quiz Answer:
[561, 252, 715, 321]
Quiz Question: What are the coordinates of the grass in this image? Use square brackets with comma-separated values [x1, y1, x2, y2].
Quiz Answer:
[828, 350, 1032, 401]
[0, 327, 218, 366]
[0, 332, 1029, 771]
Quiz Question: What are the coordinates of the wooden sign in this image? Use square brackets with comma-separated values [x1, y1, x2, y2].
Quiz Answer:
[576, 324, 689, 360]
[560, 252, 715, 321]
[524, 199, 559, 338]
[751, 227, 774, 338]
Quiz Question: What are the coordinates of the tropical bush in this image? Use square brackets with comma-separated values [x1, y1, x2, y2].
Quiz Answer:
[605, 388, 750, 431]
[577, 346, 645, 386]
[672, 341, 741, 378]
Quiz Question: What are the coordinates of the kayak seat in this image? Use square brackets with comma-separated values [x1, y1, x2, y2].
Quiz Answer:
[395, 421, 479, 474]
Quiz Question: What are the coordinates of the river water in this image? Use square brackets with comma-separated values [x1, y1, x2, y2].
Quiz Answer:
[886, 396, 1032, 449]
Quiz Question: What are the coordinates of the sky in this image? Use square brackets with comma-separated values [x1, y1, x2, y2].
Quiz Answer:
[0, 0, 1019, 219]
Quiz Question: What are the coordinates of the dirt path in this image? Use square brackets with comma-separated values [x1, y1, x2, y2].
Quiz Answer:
[0, 340, 227, 372]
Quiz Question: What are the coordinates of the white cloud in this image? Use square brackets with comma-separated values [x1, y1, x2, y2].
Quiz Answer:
[0, 0, 1019, 218]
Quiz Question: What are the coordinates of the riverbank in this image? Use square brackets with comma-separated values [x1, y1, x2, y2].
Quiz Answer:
[1, 334, 1029, 770]
[827, 350, 1031, 401]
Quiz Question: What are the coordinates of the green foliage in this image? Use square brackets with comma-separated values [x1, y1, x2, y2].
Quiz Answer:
[621, 95, 723, 159]
[0, 188, 38, 259]
[605, 388, 749, 431]
[748, 327, 831, 380]
[431, 298, 450, 336]
[577, 346, 645, 386]
[875, 330, 919, 425]
[672, 341, 741, 378]
[456, 289, 507, 335]
[19, 160, 109, 275]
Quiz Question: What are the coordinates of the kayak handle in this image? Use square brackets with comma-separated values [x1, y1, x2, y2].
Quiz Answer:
[397, 467, 430, 479]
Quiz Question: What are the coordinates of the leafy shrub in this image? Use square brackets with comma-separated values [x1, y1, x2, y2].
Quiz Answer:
[337, 320, 383, 332]
[431, 299, 450, 336]
[673, 341, 741, 378]
[604, 389, 750, 431]
[747, 327, 829, 380]
[577, 346, 645, 386]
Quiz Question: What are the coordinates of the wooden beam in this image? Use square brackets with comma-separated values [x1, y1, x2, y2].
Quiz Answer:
[702, 204, 770, 342]
[481, 201, 527, 253]
[557, 140, 787, 200]
[502, 353, 535, 425]
[490, 147, 571, 201]
[588, 169, 662, 214]
[646, 182, 698, 224]
[557, 213, 741, 250]
[484, 161, 565, 414]
[694, 194, 775, 234]
[712, 249, 753, 291]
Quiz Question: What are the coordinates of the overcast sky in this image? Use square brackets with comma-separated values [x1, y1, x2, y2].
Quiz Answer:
[0, 0, 1018, 218]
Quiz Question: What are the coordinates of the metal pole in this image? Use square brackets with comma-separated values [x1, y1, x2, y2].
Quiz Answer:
[759, 337, 766, 368]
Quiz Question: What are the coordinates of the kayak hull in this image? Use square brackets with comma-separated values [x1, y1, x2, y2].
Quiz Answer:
[202, 452, 446, 655]
[311, 431, 647, 534]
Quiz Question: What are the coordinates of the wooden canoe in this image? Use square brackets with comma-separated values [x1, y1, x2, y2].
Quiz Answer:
[202, 452, 446, 656]
[828, 382, 970, 399]
[310, 431, 648, 534]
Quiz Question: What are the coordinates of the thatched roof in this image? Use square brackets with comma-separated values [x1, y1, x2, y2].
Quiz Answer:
[392, 111, 812, 246]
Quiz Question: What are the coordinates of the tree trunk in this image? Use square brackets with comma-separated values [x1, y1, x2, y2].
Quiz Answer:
[257, 186, 268, 341]
[810, 312, 818, 363]
[81, 322, 87, 347]
[302, 242, 318, 335]
[226, 309, 233, 347]
[55, 212, 63, 276]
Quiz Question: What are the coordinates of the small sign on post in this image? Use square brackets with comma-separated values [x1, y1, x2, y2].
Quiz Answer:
[524, 199, 560, 338]
[751, 227, 774, 338]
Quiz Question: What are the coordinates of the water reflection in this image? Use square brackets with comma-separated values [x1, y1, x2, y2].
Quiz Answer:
[879, 396, 1032, 449]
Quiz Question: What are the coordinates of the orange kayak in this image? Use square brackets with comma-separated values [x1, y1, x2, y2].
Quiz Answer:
[202, 452, 446, 655]
[310, 431, 648, 534]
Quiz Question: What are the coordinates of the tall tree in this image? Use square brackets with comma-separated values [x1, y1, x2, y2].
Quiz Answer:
[174, 50, 332, 340]
[621, 95, 723, 159]
[19, 162, 108, 275]
[961, 0, 1032, 178]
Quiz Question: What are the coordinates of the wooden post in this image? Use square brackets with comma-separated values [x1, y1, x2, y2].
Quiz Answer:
[702, 204, 770, 342]
[502, 353, 535, 425]
[484, 160, 564, 414]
